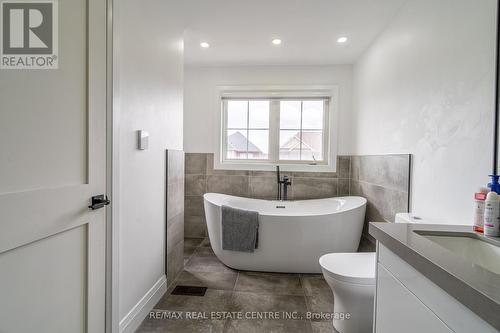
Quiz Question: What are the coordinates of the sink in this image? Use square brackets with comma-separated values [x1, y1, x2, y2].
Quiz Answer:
[414, 231, 500, 275]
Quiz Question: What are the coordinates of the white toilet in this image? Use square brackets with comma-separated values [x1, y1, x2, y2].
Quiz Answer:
[319, 213, 424, 333]
[319, 252, 376, 333]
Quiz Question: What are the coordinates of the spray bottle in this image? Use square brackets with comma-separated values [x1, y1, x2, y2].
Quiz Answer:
[484, 191, 500, 237]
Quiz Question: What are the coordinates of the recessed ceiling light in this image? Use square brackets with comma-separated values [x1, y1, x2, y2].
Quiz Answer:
[337, 36, 348, 44]
[200, 42, 210, 48]
[272, 39, 282, 45]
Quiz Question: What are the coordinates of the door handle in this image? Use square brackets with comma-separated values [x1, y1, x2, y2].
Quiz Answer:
[89, 195, 110, 210]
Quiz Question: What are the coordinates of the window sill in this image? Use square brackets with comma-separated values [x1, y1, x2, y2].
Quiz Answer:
[214, 161, 336, 173]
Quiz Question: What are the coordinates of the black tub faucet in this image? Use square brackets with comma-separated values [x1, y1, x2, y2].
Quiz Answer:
[276, 166, 292, 201]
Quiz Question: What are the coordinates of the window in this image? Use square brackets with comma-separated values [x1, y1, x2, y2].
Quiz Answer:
[221, 95, 331, 167]
[225, 100, 270, 160]
[279, 100, 325, 162]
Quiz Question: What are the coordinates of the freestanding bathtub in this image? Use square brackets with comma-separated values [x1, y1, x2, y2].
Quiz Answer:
[203, 193, 367, 273]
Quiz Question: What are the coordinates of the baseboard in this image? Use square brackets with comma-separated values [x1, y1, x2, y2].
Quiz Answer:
[119, 275, 167, 333]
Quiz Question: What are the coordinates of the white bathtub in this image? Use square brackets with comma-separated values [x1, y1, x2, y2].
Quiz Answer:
[203, 193, 367, 273]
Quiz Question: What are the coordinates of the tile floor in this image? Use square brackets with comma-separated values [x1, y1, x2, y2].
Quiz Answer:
[136, 237, 339, 333]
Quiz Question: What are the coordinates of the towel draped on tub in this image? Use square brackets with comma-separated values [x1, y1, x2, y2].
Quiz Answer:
[221, 205, 259, 252]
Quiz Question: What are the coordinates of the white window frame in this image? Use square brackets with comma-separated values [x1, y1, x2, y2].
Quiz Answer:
[214, 85, 339, 172]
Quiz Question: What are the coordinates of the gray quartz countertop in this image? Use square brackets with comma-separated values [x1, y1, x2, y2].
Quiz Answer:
[369, 222, 500, 331]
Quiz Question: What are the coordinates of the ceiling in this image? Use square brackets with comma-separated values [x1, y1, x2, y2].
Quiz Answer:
[183, 0, 408, 67]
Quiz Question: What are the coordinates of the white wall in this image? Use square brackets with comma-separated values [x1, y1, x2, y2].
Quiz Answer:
[184, 65, 353, 155]
[352, 0, 496, 224]
[114, 0, 184, 329]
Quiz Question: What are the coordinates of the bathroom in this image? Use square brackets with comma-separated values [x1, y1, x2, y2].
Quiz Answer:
[150, 0, 499, 332]
[0, 0, 499, 333]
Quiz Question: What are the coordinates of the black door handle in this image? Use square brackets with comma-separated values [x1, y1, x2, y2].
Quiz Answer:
[89, 195, 110, 210]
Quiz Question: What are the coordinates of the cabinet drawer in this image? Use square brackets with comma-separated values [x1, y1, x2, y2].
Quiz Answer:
[376, 264, 453, 333]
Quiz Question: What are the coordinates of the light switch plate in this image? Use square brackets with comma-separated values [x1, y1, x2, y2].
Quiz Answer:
[137, 130, 149, 150]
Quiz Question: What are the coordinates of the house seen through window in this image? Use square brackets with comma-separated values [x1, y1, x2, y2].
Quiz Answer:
[222, 97, 329, 165]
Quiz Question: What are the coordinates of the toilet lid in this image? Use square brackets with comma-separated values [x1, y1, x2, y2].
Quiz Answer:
[319, 253, 376, 285]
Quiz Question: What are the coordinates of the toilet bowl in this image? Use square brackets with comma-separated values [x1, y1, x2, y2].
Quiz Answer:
[319, 252, 376, 333]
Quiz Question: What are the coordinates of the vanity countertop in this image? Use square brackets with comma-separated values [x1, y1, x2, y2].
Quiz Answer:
[369, 222, 500, 331]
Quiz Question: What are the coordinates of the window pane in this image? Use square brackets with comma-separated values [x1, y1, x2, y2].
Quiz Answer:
[279, 130, 301, 160]
[249, 101, 269, 129]
[248, 130, 269, 160]
[280, 101, 301, 129]
[226, 130, 248, 159]
[227, 101, 247, 129]
[300, 130, 323, 161]
[302, 101, 324, 130]
[224, 98, 326, 164]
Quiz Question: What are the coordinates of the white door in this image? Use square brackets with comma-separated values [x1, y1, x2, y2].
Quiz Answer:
[0, 0, 107, 332]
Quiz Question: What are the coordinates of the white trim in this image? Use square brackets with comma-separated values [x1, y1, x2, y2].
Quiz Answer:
[105, 0, 120, 330]
[219, 85, 335, 98]
[119, 275, 167, 333]
[214, 85, 339, 172]
[106, 0, 120, 331]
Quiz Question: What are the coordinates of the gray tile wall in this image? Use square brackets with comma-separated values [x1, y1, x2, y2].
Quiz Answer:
[184, 153, 351, 238]
[184, 153, 411, 246]
[350, 154, 411, 241]
[166, 150, 185, 287]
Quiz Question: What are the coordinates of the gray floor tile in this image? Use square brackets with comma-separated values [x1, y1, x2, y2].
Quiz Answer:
[173, 270, 238, 291]
[184, 254, 235, 274]
[224, 319, 312, 333]
[137, 237, 343, 332]
[357, 236, 376, 252]
[136, 317, 225, 333]
[135, 317, 167, 332]
[301, 276, 335, 315]
[305, 294, 335, 316]
[310, 321, 338, 333]
[156, 289, 233, 313]
[184, 247, 236, 274]
[193, 247, 216, 256]
[301, 275, 331, 297]
[230, 292, 308, 314]
[184, 246, 197, 259]
[200, 237, 212, 248]
[184, 237, 204, 248]
[235, 272, 303, 296]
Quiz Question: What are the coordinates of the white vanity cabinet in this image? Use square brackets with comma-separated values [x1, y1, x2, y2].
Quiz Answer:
[375, 264, 452, 333]
[374, 243, 499, 333]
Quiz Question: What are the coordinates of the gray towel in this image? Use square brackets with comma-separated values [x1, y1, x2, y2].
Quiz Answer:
[221, 205, 259, 252]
